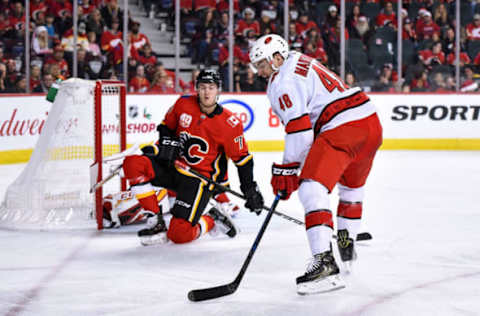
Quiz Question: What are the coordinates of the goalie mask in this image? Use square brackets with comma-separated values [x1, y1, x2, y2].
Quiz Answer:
[249, 34, 289, 73]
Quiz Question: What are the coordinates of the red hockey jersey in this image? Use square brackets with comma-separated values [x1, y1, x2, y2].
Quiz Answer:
[161, 95, 251, 185]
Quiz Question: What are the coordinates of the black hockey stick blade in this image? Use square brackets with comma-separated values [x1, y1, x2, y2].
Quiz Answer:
[188, 194, 282, 302]
[188, 282, 238, 302]
[356, 232, 372, 241]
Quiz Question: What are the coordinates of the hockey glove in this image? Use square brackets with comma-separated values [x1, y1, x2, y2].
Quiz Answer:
[271, 162, 300, 200]
[242, 182, 264, 215]
[157, 136, 181, 166]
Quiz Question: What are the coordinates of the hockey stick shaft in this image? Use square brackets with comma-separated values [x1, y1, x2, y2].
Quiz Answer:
[188, 193, 282, 302]
[89, 164, 122, 193]
[174, 160, 304, 226]
[173, 160, 372, 242]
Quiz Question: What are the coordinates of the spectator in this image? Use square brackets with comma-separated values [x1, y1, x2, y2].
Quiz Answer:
[461, 66, 477, 91]
[5, 59, 19, 91]
[130, 21, 151, 59]
[86, 31, 101, 56]
[129, 64, 150, 92]
[235, 7, 260, 37]
[79, 0, 96, 17]
[351, 15, 373, 45]
[30, 64, 42, 91]
[45, 13, 57, 38]
[49, 63, 66, 81]
[61, 22, 89, 52]
[447, 51, 471, 67]
[372, 63, 396, 92]
[303, 41, 328, 65]
[402, 18, 417, 41]
[32, 25, 53, 56]
[101, 0, 124, 29]
[137, 44, 157, 75]
[433, 3, 449, 27]
[288, 22, 303, 48]
[410, 70, 430, 92]
[0, 12, 11, 38]
[101, 18, 124, 66]
[442, 27, 457, 56]
[33, 10, 46, 26]
[416, 10, 440, 40]
[376, 2, 396, 28]
[322, 5, 339, 30]
[193, 29, 218, 65]
[215, 10, 229, 43]
[148, 70, 175, 93]
[259, 10, 277, 35]
[419, 41, 445, 67]
[30, 0, 47, 24]
[183, 69, 200, 93]
[0, 0, 12, 17]
[9, 2, 26, 40]
[50, 0, 72, 36]
[44, 46, 69, 78]
[153, 61, 186, 91]
[87, 9, 105, 43]
[0, 62, 6, 93]
[237, 67, 266, 92]
[76, 48, 89, 79]
[303, 28, 324, 51]
[295, 11, 318, 39]
[345, 72, 356, 87]
[33, 73, 54, 93]
[346, 4, 361, 35]
[8, 75, 27, 93]
[216, 0, 240, 14]
[431, 72, 447, 92]
[466, 14, 480, 41]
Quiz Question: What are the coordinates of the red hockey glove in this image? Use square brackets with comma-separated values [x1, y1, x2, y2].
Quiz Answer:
[271, 162, 300, 200]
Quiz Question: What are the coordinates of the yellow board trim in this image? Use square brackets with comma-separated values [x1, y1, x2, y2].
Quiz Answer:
[2, 139, 480, 164]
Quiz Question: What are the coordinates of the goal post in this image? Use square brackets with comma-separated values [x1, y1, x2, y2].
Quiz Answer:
[0, 78, 127, 230]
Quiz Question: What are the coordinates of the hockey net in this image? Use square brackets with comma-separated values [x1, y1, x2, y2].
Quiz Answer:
[0, 78, 126, 230]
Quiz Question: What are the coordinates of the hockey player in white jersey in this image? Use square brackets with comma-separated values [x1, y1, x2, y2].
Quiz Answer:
[249, 34, 383, 295]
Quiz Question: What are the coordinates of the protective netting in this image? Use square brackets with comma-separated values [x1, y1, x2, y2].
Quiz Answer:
[0, 78, 123, 230]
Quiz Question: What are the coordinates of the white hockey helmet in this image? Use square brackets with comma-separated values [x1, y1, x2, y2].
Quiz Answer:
[249, 34, 289, 72]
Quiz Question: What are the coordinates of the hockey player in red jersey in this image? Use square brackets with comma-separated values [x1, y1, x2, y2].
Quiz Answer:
[249, 34, 382, 294]
[122, 69, 264, 245]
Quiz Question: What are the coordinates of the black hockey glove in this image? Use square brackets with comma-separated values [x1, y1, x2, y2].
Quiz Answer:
[242, 182, 264, 215]
[157, 136, 181, 166]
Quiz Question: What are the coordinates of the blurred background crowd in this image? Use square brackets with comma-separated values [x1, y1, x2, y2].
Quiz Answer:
[1, 0, 480, 94]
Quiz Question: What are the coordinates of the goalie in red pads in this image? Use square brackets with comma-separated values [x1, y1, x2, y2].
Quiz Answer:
[250, 35, 382, 294]
[122, 69, 264, 245]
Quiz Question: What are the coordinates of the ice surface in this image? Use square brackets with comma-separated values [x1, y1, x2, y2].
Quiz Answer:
[1, 151, 479, 316]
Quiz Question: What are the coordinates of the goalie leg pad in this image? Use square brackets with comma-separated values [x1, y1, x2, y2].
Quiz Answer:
[167, 217, 201, 244]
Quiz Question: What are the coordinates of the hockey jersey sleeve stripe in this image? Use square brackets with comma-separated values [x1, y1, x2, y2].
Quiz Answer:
[285, 114, 312, 134]
[305, 209, 334, 230]
[314, 91, 370, 135]
[234, 153, 253, 167]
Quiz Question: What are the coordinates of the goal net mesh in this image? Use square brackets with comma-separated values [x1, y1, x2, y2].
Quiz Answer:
[0, 78, 124, 230]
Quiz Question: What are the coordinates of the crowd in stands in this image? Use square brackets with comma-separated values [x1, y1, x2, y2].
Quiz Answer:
[1, 0, 480, 94]
[0, 0, 193, 94]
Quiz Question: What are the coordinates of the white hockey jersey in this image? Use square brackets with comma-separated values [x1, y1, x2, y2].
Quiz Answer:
[266, 51, 377, 165]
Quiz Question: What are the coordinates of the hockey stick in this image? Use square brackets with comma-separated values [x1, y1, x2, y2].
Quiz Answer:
[174, 160, 303, 226]
[188, 193, 283, 302]
[174, 160, 372, 242]
[89, 164, 122, 193]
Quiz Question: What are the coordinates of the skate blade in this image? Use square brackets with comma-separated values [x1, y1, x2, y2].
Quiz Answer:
[140, 232, 168, 246]
[297, 274, 346, 295]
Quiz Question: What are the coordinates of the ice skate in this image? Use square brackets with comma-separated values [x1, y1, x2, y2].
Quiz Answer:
[207, 207, 238, 238]
[137, 213, 168, 246]
[337, 229, 357, 273]
[296, 250, 345, 295]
